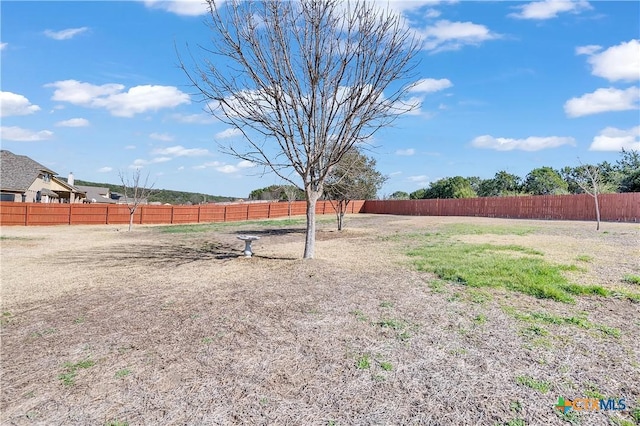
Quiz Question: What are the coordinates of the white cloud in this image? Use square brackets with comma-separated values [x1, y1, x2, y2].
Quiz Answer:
[93, 85, 190, 117]
[400, 96, 425, 116]
[418, 20, 499, 52]
[149, 132, 174, 142]
[382, 0, 457, 14]
[576, 44, 601, 56]
[55, 118, 89, 127]
[124, 145, 136, 150]
[45, 80, 190, 117]
[47, 80, 123, 104]
[564, 87, 640, 117]
[407, 175, 430, 186]
[215, 127, 242, 139]
[0, 42, 7, 50]
[395, 148, 416, 156]
[582, 39, 640, 82]
[409, 78, 453, 93]
[1, 91, 41, 117]
[142, 0, 209, 16]
[0, 126, 53, 142]
[171, 113, 216, 124]
[44, 27, 89, 40]
[589, 126, 640, 151]
[97, 166, 113, 173]
[424, 9, 441, 18]
[151, 145, 210, 157]
[129, 157, 172, 168]
[509, 0, 591, 20]
[193, 159, 254, 173]
[193, 161, 223, 170]
[471, 135, 576, 151]
[216, 160, 256, 174]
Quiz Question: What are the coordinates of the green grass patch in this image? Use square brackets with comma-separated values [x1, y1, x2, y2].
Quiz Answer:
[115, 368, 131, 379]
[623, 274, 640, 285]
[495, 419, 526, 426]
[377, 318, 405, 330]
[506, 308, 621, 339]
[473, 314, 488, 325]
[379, 361, 393, 371]
[409, 242, 608, 303]
[350, 310, 368, 322]
[583, 383, 605, 399]
[515, 375, 551, 393]
[105, 420, 129, 426]
[575, 255, 593, 263]
[0, 235, 39, 241]
[355, 354, 371, 370]
[58, 359, 96, 386]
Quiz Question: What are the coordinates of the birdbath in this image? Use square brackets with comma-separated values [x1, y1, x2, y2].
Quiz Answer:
[237, 235, 260, 257]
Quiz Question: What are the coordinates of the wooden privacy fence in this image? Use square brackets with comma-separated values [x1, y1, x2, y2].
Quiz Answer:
[2, 194, 638, 226]
[0, 200, 365, 226]
[362, 193, 640, 222]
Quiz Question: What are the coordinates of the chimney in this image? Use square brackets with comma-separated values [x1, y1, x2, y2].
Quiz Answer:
[68, 172, 74, 186]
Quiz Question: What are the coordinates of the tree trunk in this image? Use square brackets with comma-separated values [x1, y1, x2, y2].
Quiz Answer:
[304, 190, 321, 259]
[594, 193, 600, 231]
[128, 208, 134, 232]
[338, 212, 344, 231]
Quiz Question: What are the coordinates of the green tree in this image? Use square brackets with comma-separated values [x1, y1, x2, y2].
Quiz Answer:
[324, 148, 386, 230]
[409, 188, 427, 199]
[424, 176, 477, 199]
[616, 149, 640, 192]
[388, 191, 410, 200]
[478, 171, 522, 197]
[524, 167, 568, 195]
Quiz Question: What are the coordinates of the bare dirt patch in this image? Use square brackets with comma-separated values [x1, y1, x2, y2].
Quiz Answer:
[1, 215, 638, 425]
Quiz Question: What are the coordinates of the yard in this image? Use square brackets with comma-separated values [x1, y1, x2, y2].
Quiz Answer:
[1, 214, 639, 425]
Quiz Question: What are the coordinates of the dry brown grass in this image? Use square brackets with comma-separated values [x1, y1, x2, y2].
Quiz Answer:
[1, 215, 639, 425]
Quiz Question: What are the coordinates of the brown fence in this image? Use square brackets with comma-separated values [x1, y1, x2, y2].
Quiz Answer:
[0, 200, 365, 226]
[2, 194, 637, 226]
[362, 193, 640, 222]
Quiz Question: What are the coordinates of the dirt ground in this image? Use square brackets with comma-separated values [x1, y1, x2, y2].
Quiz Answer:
[1, 214, 638, 425]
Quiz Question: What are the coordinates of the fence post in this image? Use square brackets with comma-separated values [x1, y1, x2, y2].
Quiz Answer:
[197, 205, 201, 223]
[24, 204, 29, 226]
[223, 205, 227, 222]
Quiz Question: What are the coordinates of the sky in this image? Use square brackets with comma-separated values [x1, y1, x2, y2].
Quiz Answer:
[1, 0, 639, 198]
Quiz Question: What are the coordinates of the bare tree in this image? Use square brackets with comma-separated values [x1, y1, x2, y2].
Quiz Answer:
[181, 0, 420, 258]
[281, 184, 301, 218]
[119, 169, 155, 232]
[325, 148, 386, 230]
[573, 161, 604, 231]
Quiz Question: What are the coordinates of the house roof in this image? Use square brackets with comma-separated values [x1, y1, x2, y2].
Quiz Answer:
[0, 150, 57, 192]
[77, 185, 116, 203]
[40, 188, 59, 198]
[52, 176, 84, 193]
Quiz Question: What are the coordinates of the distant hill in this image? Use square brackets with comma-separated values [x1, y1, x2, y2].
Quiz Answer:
[68, 179, 236, 205]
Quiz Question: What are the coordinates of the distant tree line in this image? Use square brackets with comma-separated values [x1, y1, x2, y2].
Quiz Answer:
[69, 179, 234, 205]
[390, 149, 639, 200]
[248, 185, 306, 201]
